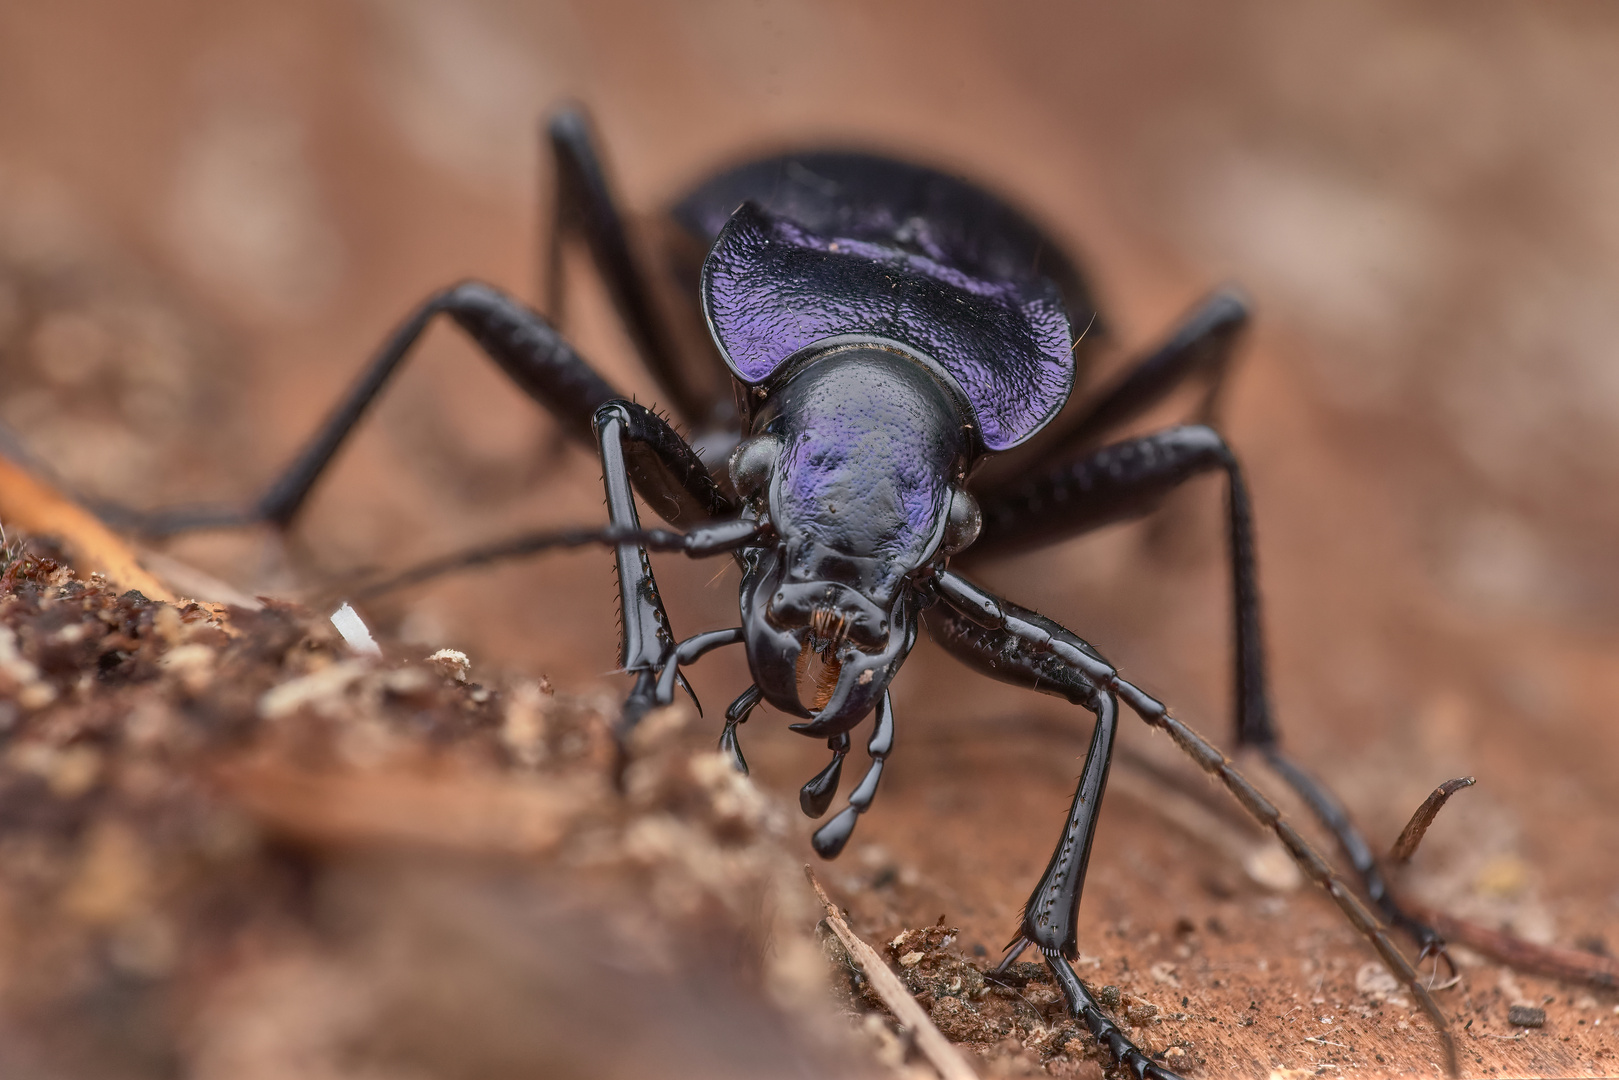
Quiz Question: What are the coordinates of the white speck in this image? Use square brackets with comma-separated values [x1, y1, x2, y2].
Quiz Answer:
[429, 648, 471, 682]
[1244, 841, 1304, 892]
[258, 661, 369, 721]
[330, 603, 382, 657]
[1150, 961, 1182, 987]
[1355, 961, 1400, 998]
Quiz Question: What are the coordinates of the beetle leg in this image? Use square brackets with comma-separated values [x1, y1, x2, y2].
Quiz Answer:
[928, 587, 1170, 1077]
[969, 425, 1268, 734]
[546, 107, 716, 426]
[719, 684, 764, 775]
[1262, 749, 1456, 973]
[968, 424, 1455, 967]
[991, 936, 1180, 1080]
[347, 516, 762, 600]
[652, 626, 745, 713]
[593, 399, 758, 732]
[100, 280, 738, 540]
[926, 569, 1459, 1078]
[101, 282, 623, 537]
[1047, 955, 1185, 1080]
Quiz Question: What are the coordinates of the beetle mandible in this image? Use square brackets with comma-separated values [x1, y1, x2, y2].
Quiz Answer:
[121, 107, 1461, 1079]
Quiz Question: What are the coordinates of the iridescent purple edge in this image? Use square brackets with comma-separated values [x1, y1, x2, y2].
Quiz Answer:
[701, 203, 1075, 451]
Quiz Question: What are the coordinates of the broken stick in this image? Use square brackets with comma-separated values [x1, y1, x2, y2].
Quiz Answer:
[805, 867, 980, 1080]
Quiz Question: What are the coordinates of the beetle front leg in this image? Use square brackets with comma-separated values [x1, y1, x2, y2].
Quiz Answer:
[920, 585, 1174, 1076]
[926, 570, 1459, 1078]
[965, 423, 1453, 965]
[595, 401, 701, 731]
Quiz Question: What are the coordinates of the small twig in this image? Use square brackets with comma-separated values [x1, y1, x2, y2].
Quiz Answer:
[0, 452, 174, 600]
[1400, 896, 1619, 991]
[805, 867, 980, 1080]
[1388, 777, 1475, 864]
[1115, 747, 1619, 993]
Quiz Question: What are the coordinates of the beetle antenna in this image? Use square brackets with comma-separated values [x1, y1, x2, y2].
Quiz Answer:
[349, 519, 760, 600]
[1110, 685, 1461, 1077]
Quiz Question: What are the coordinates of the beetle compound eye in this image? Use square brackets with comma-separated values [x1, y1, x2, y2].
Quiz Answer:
[729, 435, 782, 500]
[940, 487, 982, 555]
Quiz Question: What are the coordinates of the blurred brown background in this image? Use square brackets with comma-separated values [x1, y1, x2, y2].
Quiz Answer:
[1, 1, 1616, 1072]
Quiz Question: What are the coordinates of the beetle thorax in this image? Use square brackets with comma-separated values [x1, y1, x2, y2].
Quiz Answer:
[730, 347, 972, 728]
[767, 347, 969, 606]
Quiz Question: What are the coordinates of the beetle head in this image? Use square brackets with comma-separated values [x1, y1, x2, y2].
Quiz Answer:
[729, 347, 980, 735]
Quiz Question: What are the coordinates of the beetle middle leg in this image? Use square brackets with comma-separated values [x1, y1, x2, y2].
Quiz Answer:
[545, 107, 719, 426]
[965, 423, 1454, 963]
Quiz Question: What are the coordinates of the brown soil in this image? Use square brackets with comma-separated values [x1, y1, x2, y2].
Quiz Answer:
[1, 4, 1617, 1078]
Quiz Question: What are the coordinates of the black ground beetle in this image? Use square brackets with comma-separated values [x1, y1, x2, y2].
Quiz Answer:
[120, 108, 1459, 1078]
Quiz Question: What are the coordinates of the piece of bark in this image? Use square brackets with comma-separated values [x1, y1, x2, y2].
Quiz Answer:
[0, 453, 174, 601]
[1388, 777, 1476, 864]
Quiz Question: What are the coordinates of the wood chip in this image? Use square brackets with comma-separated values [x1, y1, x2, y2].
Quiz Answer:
[0, 452, 173, 601]
[805, 867, 979, 1080]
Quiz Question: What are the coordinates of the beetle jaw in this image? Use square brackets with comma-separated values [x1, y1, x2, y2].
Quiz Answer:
[739, 550, 915, 734]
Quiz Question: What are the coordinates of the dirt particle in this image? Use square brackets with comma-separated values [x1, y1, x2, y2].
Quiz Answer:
[929, 994, 981, 1041]
[1508, 1005, 1546, 1028]
[501, 679, 549, 767]
[257, 660, 368, 720]
[428, 647, 471, 682]
[1124, 996, 1160, 1025]
[1149, 961, 1180, 986]
[1355, 961, 1400, 999]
